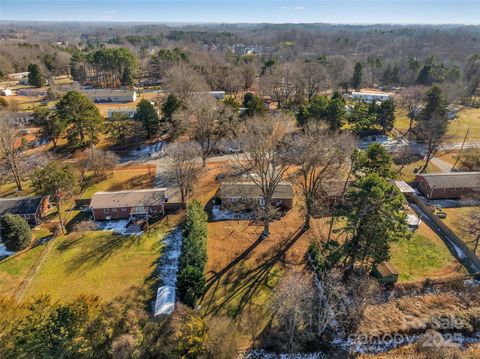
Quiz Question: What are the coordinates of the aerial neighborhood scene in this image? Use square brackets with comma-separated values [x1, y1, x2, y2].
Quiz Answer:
[1, 0, 480, 358]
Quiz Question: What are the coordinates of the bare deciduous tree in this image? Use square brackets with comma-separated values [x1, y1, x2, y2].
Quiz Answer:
[0, 113, 23, 191]
[166, 141, 201, 208]
[240, 62, 256, 90]
[293, 126, 355, 229]
[165, 64, 209, 101]
[232, 115, 292, 238]
[401, 86, 425, 133]
[185, 94, 235, 167]
[84, 148, 119, 178]
[297, 61, 329, 102]
[459, 208, 480, 254]
[326, 55, 353, 91]
[261, 64, 297, 108]
[270, 272, 317, 353]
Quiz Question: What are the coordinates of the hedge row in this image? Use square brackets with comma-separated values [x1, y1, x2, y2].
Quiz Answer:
[177, 200, 208, 308]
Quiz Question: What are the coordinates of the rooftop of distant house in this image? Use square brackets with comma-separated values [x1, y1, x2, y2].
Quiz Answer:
[0, 196, 43, 216]
[416, 172, 480, 189]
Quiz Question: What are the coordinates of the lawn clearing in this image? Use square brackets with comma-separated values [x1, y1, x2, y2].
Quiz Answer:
[447, 107, 480, 142]
[81, 166, 156, 199]
[393, 159, 441, 182]
[441, 206, 480, 252]
[18, 224, 170, 303]
[390, 223, 462, 282]
[0, 244, 45, 297]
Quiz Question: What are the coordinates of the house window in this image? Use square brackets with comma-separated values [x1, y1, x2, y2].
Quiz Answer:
[112, 208, 117, 212]
[229, 197, 238, 203]
[121, 207, 127, 212]
[242, 197, 246, 202]
[24, 214, 30, 219]
[104, 208, 109, 213]
[259, 198, 265, 206]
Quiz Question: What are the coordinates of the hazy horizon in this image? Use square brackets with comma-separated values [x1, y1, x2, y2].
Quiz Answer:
[1, 0, 479, 25]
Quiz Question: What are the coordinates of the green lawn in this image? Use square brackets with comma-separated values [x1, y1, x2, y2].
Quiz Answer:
[394, 107, 480, 142]
[0, 245, 44, 297]
[390, 232, 460, 282]
[0, 223, 171, 303]
[447, 107, 480, 142]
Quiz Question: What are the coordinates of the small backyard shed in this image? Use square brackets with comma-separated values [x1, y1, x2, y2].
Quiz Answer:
[372, 261, 400, 285]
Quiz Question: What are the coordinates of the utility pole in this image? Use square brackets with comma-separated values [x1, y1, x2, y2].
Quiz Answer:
[451, 127, 470, 171]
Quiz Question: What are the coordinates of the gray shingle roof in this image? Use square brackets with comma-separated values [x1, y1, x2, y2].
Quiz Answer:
[0, 197, 42, 216]
[417, 172, 480, 189]
[218, 182, 294, 199]
[90, 189, 166, 209]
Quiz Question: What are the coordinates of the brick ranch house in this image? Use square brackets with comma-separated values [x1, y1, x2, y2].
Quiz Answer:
[216, 182, 294, 211]
[0, 196, 49, 226]
[414, 172, 480, 199]
[90, 189, 177, 221]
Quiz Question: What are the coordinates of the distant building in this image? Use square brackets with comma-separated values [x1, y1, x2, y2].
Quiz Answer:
[8, 72, 29, 81]
[1, 89, 13, 96]
[217, 182, 294, 211]
[209, 91, 225, 100]
[414, 172, 480, 199]
[17, 88, 47, 97]
[0, 196, 48, 226]
[351, 91, 393, 102]
[90, 189, 168, 221]
[82, 89, 137, 103]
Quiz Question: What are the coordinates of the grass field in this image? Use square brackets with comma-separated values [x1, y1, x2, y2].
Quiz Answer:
[0, 223, 172, 303]
[81, 166, 156, 199]
[393, 159, 441, 182]
[447, 107, 480, 142]
[442, 206, 480, 252]
[390, 220, 462, 282]
[394, 107, 480, 142]
[0, 245, 44, 297]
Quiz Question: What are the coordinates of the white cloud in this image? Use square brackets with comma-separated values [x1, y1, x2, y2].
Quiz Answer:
[281, 5, 305, 11]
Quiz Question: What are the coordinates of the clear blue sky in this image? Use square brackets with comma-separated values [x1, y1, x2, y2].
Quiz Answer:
[1, 0, 479, 24]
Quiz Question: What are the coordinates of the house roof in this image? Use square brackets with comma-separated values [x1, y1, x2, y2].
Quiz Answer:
[90, 189, 167, 209]
[218, 182, 294, 199]
[416, 172, 480, 189]
[0, 197, 43, 216]
[351, 91, 393, 97]
[82, 89, 136, 98]
[375, 261, 399, 277]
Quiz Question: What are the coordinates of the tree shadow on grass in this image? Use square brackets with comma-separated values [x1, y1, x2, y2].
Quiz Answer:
[200, 225, 306, 317]
[65, 233, 145, 274]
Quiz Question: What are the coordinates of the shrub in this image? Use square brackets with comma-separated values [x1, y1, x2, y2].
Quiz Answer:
[0, 214, 32, 251]
[177, 266, 205, 308]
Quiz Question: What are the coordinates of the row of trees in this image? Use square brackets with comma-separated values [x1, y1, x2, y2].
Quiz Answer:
[70, 47, 139, 87]
[297, 92, 396, 133]
[177, 200, 208, 308]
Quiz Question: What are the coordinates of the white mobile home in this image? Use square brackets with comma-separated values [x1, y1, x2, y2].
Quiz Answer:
[8, 72, 29, 81]
[351, 91, 393, 102]
[83, 89, 137, 103]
